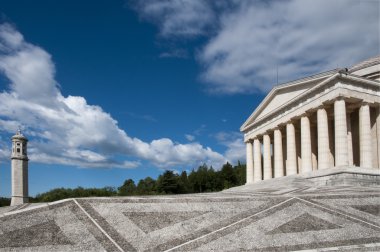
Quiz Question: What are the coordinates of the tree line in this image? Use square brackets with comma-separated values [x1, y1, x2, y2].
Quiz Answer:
[0, 162, 246, 205]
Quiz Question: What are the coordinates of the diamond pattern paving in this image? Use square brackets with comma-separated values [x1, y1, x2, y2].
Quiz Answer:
[124, 211, 210, 233]
[0, 221, 72, 248]
[0, 173, 379, 251]
[267, 213, 342, 234]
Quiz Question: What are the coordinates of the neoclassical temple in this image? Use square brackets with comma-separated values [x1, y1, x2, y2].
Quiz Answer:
[241, 56, 380, 184]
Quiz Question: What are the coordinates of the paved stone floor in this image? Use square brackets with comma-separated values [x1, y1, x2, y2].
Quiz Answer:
[0, 175, 380, 251]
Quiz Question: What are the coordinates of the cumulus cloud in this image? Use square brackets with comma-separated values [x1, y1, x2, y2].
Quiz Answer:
[0, 23, 227, 169]
[131, 0, 380, 94]
[214, 131, 245, 164]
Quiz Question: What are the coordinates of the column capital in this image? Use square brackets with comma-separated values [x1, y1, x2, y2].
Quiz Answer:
[273, 126, 282, 131]
[334, 96, 347, 102]
[321, 101, 333, 107]
[277, 121, 289, 127]
[284, 119, 298, 125]
[255, 134, 263, 140]
[316, 105, 328, 111]
[264, 130, 273, 135]
[361, 101, 374, 107]
[300, 112, 311, 118]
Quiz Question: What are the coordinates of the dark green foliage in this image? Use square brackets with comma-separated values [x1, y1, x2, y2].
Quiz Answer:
[0, 197, 11, 207]
[33, 186, 117, 202]
[18, 161, 246, 203]
[118, 179, 136, 196]
[136, 177, 157, 195]
[157, 170, 180, 194]
[178, 171, 190, 193]
[235, 161, 246, 186]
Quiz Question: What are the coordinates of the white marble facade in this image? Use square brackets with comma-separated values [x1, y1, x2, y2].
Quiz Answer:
[242, 56, 380, 184]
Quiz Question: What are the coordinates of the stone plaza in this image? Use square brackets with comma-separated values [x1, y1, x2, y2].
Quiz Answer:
[0, 174, 379, 251]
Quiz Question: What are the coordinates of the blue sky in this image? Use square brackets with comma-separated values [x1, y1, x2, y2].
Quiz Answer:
[0, 0, 378, 197]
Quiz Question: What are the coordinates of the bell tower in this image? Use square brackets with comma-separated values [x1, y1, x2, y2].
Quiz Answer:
[11, 130, 29, 206]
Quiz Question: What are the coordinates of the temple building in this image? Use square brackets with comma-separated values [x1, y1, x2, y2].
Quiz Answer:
[241, 56, 380, 184]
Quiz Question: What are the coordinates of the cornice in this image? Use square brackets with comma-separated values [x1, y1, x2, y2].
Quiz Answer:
[240, 70, 338, 132]
[241, 73, 380, 134]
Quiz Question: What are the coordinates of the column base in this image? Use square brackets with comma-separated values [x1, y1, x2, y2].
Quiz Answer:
[11, 196, 29, 206]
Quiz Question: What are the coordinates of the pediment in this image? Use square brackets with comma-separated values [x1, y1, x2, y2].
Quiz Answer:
[241, 70, 337, 132]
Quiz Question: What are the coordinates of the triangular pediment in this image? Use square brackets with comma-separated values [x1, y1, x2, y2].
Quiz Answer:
[241, 70, 337, 131]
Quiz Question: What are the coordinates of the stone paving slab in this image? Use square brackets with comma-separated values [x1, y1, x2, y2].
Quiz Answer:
[0, 174, 380, 251]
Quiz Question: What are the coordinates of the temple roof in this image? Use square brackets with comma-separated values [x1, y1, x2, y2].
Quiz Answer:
[349, 55, 380, 72]
[241, 55, 380, 133]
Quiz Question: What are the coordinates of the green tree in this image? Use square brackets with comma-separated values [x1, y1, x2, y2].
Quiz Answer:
[0, 197, 11, 207]
[137, 177, 157, 195]
[22, 161, 251, 205]
[207, 166, 223, 191]
[220, 162, 238, 189]
[234, 161, 246, 186]
[33, 187, 117, 202]
[118, 179, 136, 196]
[157, 170, 179, 194]
[177, 171, 190, 193]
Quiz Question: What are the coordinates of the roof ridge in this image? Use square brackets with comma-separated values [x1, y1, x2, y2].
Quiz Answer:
[273, 69, 339, 89]
[349, 55, 380, 72]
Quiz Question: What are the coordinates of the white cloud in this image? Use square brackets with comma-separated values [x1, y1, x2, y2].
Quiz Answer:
[0, 141, 10, 163]
[0, 23, 227, 169]
[214, 131, 245, 164]
[185, 134, 195, 141]
[200, 0, 380, 93]
[131, 0, 216, 38]
[131, 0, 380, 94]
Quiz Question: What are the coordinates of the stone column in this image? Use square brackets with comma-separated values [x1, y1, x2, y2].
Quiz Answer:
[253, 138, 262, 182]
[359, 103, 372, 168]
[301, 115, 313, 173]
[263, 134, 272, 180]
[376, 106, 380, 169]
[347, 112, 354, 166]
[328, 118, 335, 167]
[317, 107, 330, 169]
[311, 125, 318, 171]
[274, 128, 284, 178]
[334, 99, 349, 167]
[246, 141, 254, 184]
[286, 122, 297, 175]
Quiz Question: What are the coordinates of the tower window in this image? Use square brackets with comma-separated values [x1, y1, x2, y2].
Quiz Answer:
[16, 148, 20, 153]
[16, 143, 20, 146]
